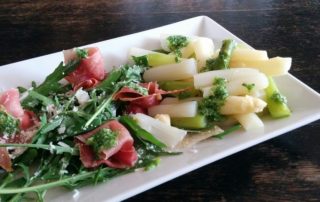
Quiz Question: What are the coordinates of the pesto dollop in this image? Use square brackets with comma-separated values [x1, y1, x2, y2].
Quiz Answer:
[0, 109, 19, 135]
[167, 35, 189, 57]
[132, 55, 148, 67]
[126, 82, 149, 96]
[167, 35, 188, 51]
[198, 77, 228, 121]
[86, 128, 118, 155]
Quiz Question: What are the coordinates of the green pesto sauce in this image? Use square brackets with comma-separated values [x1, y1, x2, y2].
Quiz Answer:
[126, 82, 149, 96]
[198, 77, 228, 122]
[132, 55, 148, 67]
[242, 83, 255, 92]
[167, 35, 189, 58]
[0, 110, 19, 135]
[270, 92, 287, 104]
[167, 35, 189, 51]
[86, 128, 118, 155]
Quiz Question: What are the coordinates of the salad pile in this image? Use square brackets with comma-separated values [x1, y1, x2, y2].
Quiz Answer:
[0, 34, 291, 201]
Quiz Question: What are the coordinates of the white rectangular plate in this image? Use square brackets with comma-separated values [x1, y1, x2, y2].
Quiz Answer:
[1, 16, 320, 202]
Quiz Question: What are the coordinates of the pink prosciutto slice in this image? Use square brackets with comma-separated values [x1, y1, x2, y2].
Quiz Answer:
[0, 88, 24, 118]
[0, 88, 38, 131]
[0, 148, 12, 172]
[125, 103, 147, 115]
[76, 120, 138, 168]
[64, 47, 106, 90]
[114, 82, 183, 114]
[0, 88, 38, 172]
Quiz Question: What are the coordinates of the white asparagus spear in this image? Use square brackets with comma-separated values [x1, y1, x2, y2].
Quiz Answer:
[230, 57, 292, 76]
[148, 101, 198, 117]
[132, 113, 187, 148]
[192, 37, 215, 70]
[143, 58, 197, 81]
[160, 97, 203, 105]
[220, 95, 267, 115]
[231, 48, 268, 62]
[234, 113, 264, 131]
[201, 72, 269, 96]
[194, 68, 259, 89]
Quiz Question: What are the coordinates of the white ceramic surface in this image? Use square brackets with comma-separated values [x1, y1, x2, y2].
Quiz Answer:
[0, 16, 319, 202]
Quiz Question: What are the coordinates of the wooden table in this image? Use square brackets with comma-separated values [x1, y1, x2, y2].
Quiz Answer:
[1, 0, 319, 201]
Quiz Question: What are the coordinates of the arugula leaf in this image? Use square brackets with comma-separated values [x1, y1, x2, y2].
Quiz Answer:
[84, 94, 115, 128]
[96, 69, 122, 93]
[75, 48, 88, 59]
[21, 60, 80, 109]
[97, 64, 146, 93]
[13, 148, 38, 166]
[33, 116, 63, 144]
[27, 90, 55, 106]
[0, 143, 78, 155]
[35, 60, 80, 95]
[84, 64, 146, 128]
[0, 177, 26, 201]
[0, 174, 14, 189]
[0, 167, 127, 195]
[0, 163, 33, 201]
[41, 154, 72, 180]
[17, 86, 27, 94]
[214, 124, 242, 139]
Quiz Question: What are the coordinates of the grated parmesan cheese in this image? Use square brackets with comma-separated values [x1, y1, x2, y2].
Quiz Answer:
[72, 106, 79, 112]
[75, 88, 90, 105]
[49, 142, 56, 154]
[58, 125, 66, 134]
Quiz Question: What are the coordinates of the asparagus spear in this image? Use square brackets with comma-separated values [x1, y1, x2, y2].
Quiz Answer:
[119, 116, 166, 148]
[265, 76, 291, 118]
[159, 80, 193, 90]
[148, 53, 176, 66]
[133, 53, 176, 67]
[171, 115, 208, 129]
[158, 80, 201, 99]
[203, 39, 237, 71]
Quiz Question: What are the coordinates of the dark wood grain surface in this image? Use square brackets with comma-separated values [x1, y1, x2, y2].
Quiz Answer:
[1, 0, 319, 201]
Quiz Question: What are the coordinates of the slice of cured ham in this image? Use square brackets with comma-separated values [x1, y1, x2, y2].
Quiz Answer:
[114, 82, 183, 114]
[76, 120, 138, 169]
[0, 88, 38, 172]
[0, 88, 24, 118]
[64, 47, 106, 90]
[0, 148, 12, 172]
